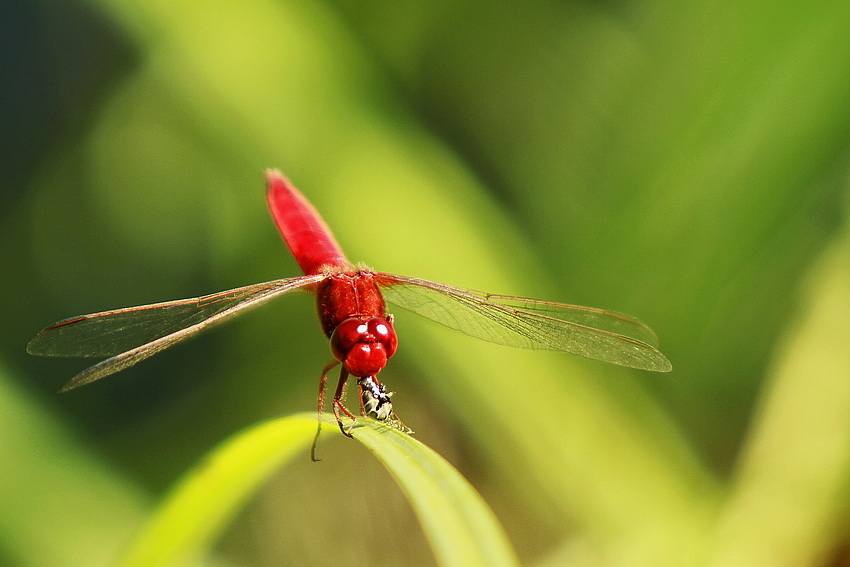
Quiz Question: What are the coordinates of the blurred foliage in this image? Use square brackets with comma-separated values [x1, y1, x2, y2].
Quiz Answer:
[118, 415, 519, 567]
[2, 0, 850, 566]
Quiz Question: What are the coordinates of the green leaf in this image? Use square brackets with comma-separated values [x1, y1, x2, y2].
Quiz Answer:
[707, 239, 850, 566]
[117, 414, 316, 567]
[117, 413, 519, 567]
[352, 420, 521, 567]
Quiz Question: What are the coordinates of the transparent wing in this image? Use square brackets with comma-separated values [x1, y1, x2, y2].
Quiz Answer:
[28, 275, 324, 390]
[376, 273, 672, 372]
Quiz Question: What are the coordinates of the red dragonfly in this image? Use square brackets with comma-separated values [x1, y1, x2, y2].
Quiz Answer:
[29, 170, 671, 447]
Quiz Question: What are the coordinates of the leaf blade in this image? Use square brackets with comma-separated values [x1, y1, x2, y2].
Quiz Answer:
[117, 414, 519, 567]
[352, 421, 521, 567]
[117, 415, 316, 567]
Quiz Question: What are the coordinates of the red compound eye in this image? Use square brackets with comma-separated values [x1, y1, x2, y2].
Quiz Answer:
[329, 316, 398, 376]
[345, 342, 388, 377]
[367, 317, 397, 358]
[330, 318, 368, 362]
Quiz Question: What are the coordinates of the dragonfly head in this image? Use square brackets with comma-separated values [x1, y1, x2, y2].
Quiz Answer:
[330, 316, 398, 377]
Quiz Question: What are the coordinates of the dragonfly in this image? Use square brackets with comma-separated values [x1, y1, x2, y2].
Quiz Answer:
[29, 170, 672, 456]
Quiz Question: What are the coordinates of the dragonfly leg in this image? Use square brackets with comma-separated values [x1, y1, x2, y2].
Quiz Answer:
[332, 366, 358, 438]
[311, 360, 340, 462]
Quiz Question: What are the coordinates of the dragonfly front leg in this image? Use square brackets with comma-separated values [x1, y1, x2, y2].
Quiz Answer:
[312, 359, 341, 462]
[332, 365, 358, 438]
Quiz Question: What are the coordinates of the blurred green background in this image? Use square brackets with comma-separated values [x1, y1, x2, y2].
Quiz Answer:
[3, 0, 850, 566]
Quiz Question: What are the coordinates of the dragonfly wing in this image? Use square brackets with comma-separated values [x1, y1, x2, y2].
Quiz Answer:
[376, 274, 672, 372]
[28, 275, 324, 390]
[476, 293, 661, 347]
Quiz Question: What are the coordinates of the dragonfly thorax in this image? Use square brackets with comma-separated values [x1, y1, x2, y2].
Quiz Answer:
[330, 317, 398, 377]
[315, 271, 387, 337]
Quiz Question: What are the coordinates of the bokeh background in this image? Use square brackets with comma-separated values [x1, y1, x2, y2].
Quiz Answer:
[3, 1, 850, 566]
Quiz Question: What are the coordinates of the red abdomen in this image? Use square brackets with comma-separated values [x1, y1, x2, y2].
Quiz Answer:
[265, 170, 350, 275]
